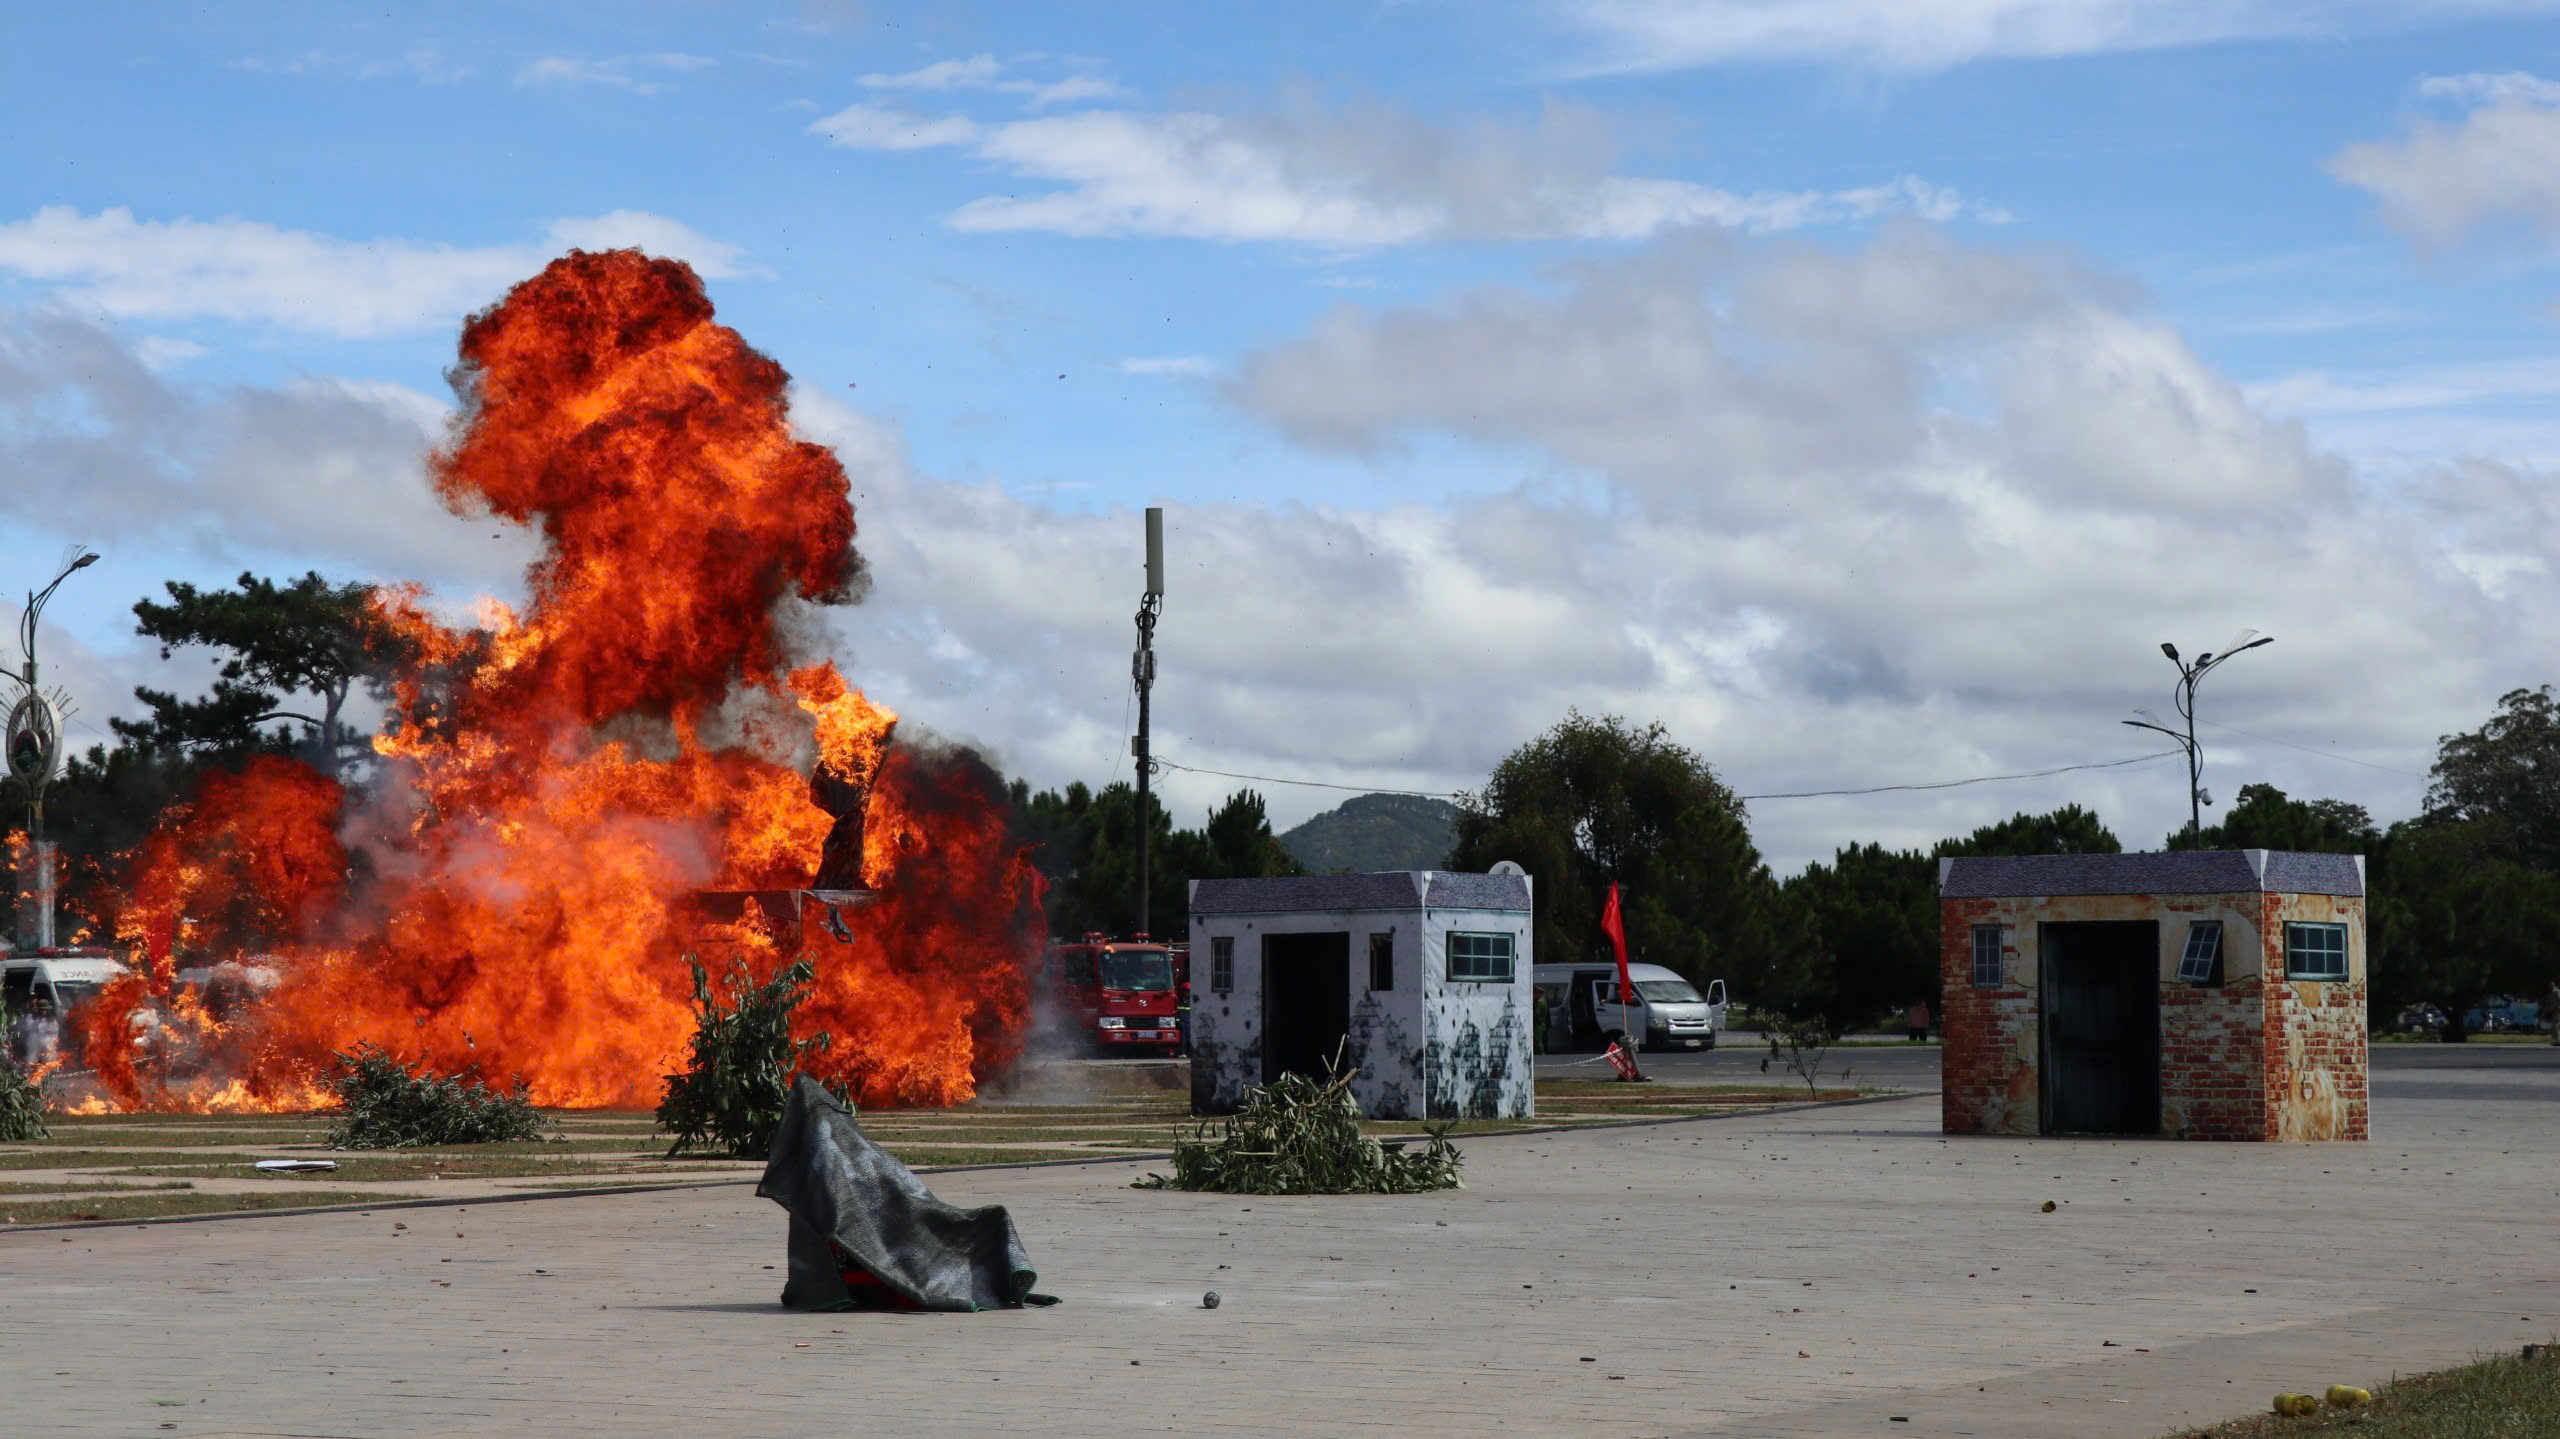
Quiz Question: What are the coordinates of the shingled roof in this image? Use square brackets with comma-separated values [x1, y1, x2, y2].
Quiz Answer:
[1189, 871, 1531, 915]
[1938, 850, 2365, 899]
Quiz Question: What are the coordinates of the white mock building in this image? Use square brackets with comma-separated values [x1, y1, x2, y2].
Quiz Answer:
[1184, 871, 1534, 1120]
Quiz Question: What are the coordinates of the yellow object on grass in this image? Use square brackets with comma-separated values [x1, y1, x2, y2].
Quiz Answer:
[2325, 1384, 2373, 1407]
[2271, 1392, 2319, 1416]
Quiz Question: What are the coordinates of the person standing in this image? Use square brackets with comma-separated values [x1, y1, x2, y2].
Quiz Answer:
[1905, 998, 1931, 1042]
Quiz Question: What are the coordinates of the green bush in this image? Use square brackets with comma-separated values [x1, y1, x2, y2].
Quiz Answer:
[0, 1052, 48, 1142]
[1135, 1051, 1462, 1195]
[323, 1043, 553, 1149]
[658, 954, 839, 1159]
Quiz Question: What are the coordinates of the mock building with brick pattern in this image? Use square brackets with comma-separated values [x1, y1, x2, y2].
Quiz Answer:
[1939, 850, 2366, 1142]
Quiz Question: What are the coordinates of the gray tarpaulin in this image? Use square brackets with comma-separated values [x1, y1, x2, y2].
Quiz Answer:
[756, 1074, 1058, 1312]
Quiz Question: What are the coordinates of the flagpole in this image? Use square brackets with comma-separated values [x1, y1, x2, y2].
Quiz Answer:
[1603, 881, 1643, 1082]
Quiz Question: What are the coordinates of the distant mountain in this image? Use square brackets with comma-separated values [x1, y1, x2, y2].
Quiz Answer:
[1277, 793, 1462, 875]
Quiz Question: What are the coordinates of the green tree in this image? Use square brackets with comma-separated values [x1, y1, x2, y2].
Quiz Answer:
[1447, 712, 1783, 1006]
[2165, 783, 2378, 854]
[1780, 842, 1935, 1034]
[2425, 685, 2560, 872]
[120, 571, 407, 778]
[1941, 804, 2122, 858]
[1010, 781, 1297, 940]
[1777, 806, 2123, 1033]
[2367, 815, 2560, 1036]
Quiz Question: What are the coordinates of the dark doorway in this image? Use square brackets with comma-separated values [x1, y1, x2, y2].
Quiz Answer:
[1567, 967, 1612, 1050]
[2038, 921, 2161, 1136]
[1262, 931, 1350, 1084]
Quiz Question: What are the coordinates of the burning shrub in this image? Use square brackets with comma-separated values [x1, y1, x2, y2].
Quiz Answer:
[323, 1044, 553, 1149]
[659, 954, 841, 1159]
[1135, 1056, 1463, 1196]
[0, 1054, 47, 1142]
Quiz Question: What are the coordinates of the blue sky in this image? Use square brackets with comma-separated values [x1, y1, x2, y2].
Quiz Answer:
[6, 0, 2560, 871]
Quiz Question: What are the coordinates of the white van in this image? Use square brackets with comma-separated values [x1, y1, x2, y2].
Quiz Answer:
[1534, 960, 1728, 1053]
[2, 950, 129, 1069]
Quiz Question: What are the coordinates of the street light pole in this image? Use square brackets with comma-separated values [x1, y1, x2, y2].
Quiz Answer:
[8, 548, 99, 951]
[1131, 508, 1163, 941]
[2123, 634, 2273, 846]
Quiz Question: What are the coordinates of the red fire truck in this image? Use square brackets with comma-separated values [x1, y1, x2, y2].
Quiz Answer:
[1041, 934, 1184, 1056]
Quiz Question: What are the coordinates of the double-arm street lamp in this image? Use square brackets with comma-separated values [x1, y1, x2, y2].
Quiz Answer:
[2123, 632, 2273, 846]
[9, 549, 100, 944]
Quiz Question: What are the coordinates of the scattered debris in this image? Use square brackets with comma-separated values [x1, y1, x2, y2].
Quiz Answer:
[324, 1043, 553, 1149]
[1201, 1291, 1221, 1309]
[760, 1076, 1058, 1312]
[2326, 1384, 2372, 1407]
[2271, 1392, 2318, 1416]
[252, 1159, 338, 1174]
[1133, 1052, 1460, 1196]
[2041, 1200, 2056, 1213]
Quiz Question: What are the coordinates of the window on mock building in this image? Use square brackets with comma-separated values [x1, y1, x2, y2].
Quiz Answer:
[1448, 931, 1516, 983]
[2284, 922, 2348, 981]
[1970, 925, 2005, 987]
[1210, 936, 1234, 995]
[1368, 932, 1394, 991]
[2178, 920, 2224, 985]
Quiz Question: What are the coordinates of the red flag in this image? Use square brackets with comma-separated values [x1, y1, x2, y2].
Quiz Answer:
[1601, 882, 1632, 1005]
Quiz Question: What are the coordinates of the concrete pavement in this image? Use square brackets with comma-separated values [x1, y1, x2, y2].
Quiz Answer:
[9, 1077, 2557, 1438]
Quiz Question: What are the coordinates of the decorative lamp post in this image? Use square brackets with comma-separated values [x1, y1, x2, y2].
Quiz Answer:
[2122, 633, 2273, 846]
[8, 548, 98, 951]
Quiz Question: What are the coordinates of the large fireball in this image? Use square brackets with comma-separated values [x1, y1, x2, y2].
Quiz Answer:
[78, 250, 1045, 1112]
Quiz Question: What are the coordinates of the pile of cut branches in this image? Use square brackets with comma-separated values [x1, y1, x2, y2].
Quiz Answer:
[324, 1043, 554, 1149]
[658, 954, 840, 1159]
[0, 1051, 48, 1142]
[1135, 1052, 1461, 1195]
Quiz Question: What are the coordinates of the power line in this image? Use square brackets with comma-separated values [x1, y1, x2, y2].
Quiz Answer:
[1152, 748, 2187, 804]
[2193, 718, 2430, 780]
[1153, 758, 1462, 800]
[1735, 749, 2186, 800]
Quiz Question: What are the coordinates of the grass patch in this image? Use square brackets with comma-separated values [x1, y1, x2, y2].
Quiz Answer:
[0, 1180, 194, 1195]
[886, 1147, 1117, 1168]
[1535, 1082, 1859, 1104]
[1, 1189, 429, 1225]
[31, 1129, 334, 1150]
[0, 1149, 261, 1172]
[110, 1153, 676, 1181]
[2163, 1351, 2560, 1437]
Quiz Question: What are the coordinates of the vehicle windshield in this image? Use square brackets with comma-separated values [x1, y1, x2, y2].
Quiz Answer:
[1636, 978, 1705, 1004]
[1100, 951, 1174, 992]
[48, 981, 104, 1016]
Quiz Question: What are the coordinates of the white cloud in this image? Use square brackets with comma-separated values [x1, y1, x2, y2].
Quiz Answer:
[1121, 354, 1215, 376]
[0, 207, 748, 339]
[814, 94, 1998, 245]
[545, 211, 750, 277]
[857, 53, 1121, 108]
[809, 101, 982, 150]
[516, 53, 716, 94]
[2416, 70, 2560, 106]
[2330, 85, 2560, 244]
[228, 49, 474, 85]
[14, 229, 2547, 877]
[860, 55, 1005, 90]
[0, 309, 543, 600]
[1192, 229, 2545, 864]
[1557, 0, 2560, 73]
[133, 336, 207, 371]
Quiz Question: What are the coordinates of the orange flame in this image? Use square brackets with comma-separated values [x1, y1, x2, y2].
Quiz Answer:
[74, 250, 1043, 1112]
